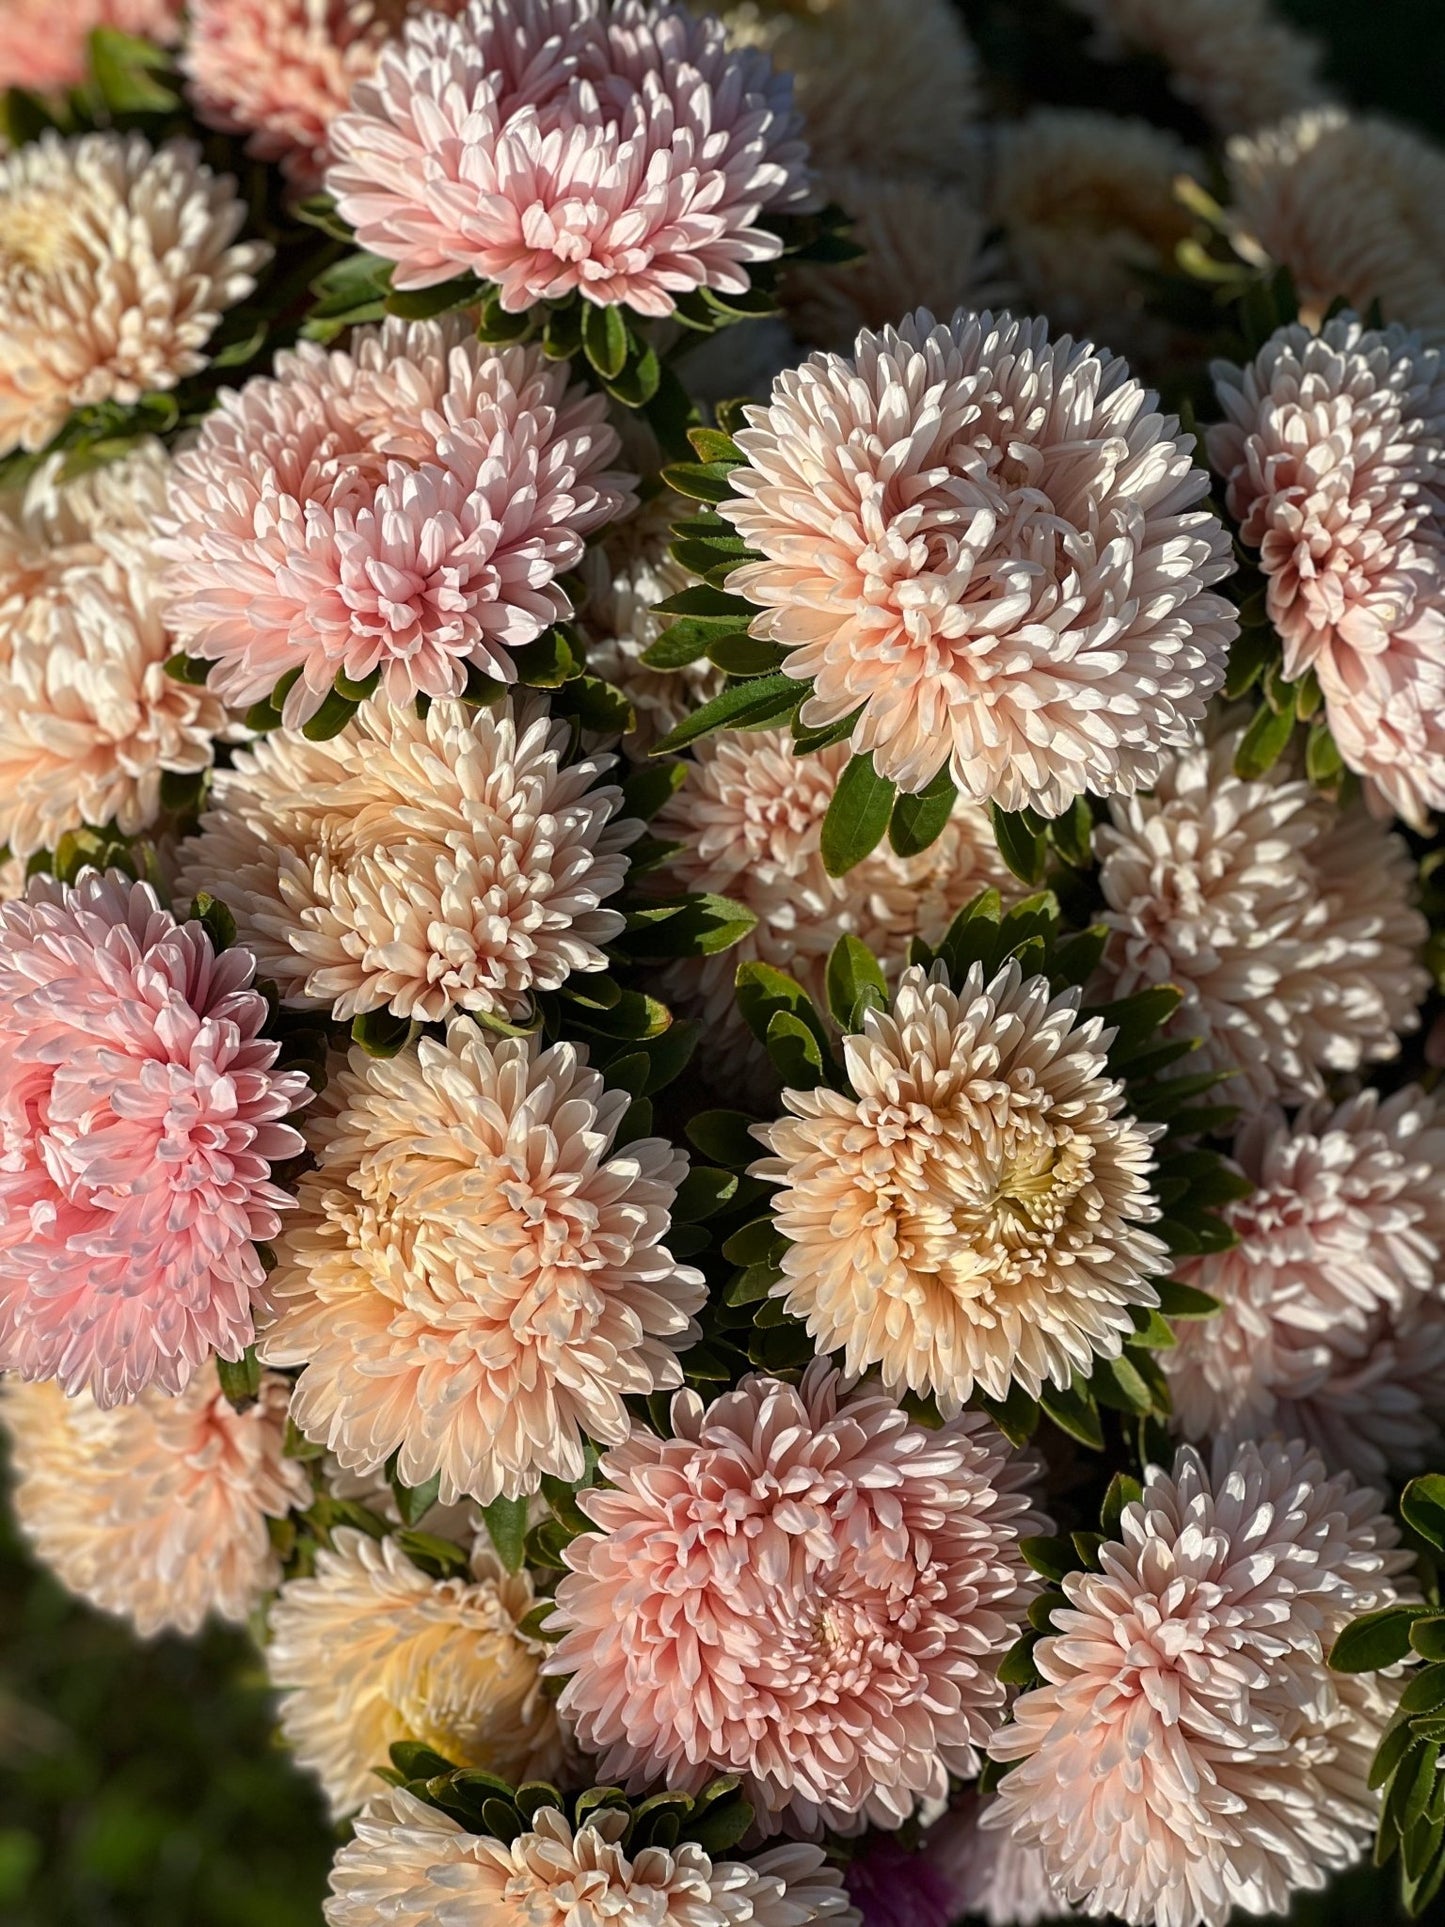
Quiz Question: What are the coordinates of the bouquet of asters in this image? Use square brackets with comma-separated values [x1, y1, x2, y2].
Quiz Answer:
[2, 3, 1445, 1923]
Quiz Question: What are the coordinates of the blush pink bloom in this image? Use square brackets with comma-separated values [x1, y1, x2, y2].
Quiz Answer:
[0, 0, 182, 95]
[327, 0, 813, 315]
[185, 2, 470, 191]
[546, 1363, 1042, 1834]
[719, 309, 1237, 810]
[159, 317, 633, 725]
[0, 870, 311, 1407]
[1209, 315, 1445, 825]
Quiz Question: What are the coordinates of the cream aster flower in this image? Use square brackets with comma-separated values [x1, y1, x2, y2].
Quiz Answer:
[783, 168, 1003, 353]
[325, 1791, 861, 1926]
[719, 309, 1237, 810]
[547, 1365, 1043, 1832]
[267, 1527, 562, 1817]
[171, 695, 635, 1025]
[1165, 1089, 1445, 1482]
[258, 1020, 706, 1505]
[1227, 109, 1445, 338]
[0, 132, 266, 457]
[718, 0, 980, 181]
[1066, 0, 1326, 136]
[1093, 727, 1428, 1107]
[753, 963, 1166, 1411]
[0, 1371, 309, 1638]
[1208, 317, 1445, 826]
[989, 1440, 1411, 1927]
[990, 112, 1200, 366]
[0, 441, 168, 643]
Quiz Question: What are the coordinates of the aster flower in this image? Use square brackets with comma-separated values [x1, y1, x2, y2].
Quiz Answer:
[0, 132, 266, 458]
[1094, 726, 1429, 1106]
[0, 1371, 309, 1638]
[324, 1791, 860, 1926]
[990, 112, 1200, 365]
[1066, 0, 1327, 136]
[927, 1797, 1066, 1927]
[171, 695, 635, 1025]
[753, 963, 1166, 1411]
[159, 318, 632, 724]
[718, 309, 1237, 811]
[327, 0, 813, 316]
[989, 1440, 1410, 1927]
[783, 167, 1003, 352]
[547, 1363, 1042, 1833]
[259, 1019, 706, 1505]
[267, 1527, 562, 1817]
[0, 0, 183, 94]
[649, 727, 1016, 1089]
[718, 0, 980, 183]
[0, 870, 310, 1408]
[1208, 316, 1445, 825]
[1165, 1088, 1445, 1482]
[1227, 110, 1445, 339]
[185, 1, 471, 191]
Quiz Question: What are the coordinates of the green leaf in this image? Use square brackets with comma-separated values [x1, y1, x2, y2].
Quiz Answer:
[1020, 1536, 1077, 1582]
[295, 195, 354, 243]
[825, 934, 889, 1030]
[1153, 1278, 1221, 1319]
[672, 1166, 740, 1223]
[606, 343, 662, 408]
[1403, 1476, 1445, 1554]
[766, 1009, 826, 1089]
[1100, 1472, 1143, 1539]
[551, 674, 635, 735]
[351, 1007, 417, 1058]
[1039, 1377, 1105, 1450]
[1048, 794, 1097, 869]
[476, 291, 535, 343]
[387, 275, 486, 320]
[820, 753, 896, 878]
[887, 764, 957, 858]
[706, 634, 789, 676]
[686, 1110, 762, 1170]
[1233, 699, 1296, 780]
[650, 675, 800, 755]
[735, 962, 829, 1058]
[1090, 1351, 1157, 1415]
[661, 461, 743, 505]
[389, 1742, 459, 1782]
[480, 1494, 529, 1574]
[623, 893, 758, 959]
[216, 1347, 261, 1411]
[300, 684, 362, 742]
[582, 302, 630, 380]
[164, 652, 212, 687]
[390, 1468, 443, 1529]
[989, 803, 1048, 885]
[977, 1382, 1039, 1448]
[394, 1530, 471, 1581]
[997, 1630, 1043, 1687]
[687, 428, 744, 463]
[641, 616, 743, 670]
[1410, 1616, 1445, 1662]
[510, 625, 585, 688]
[87, 27, 180, 113]
[685, 1794, 755, 1855]
[791, 706, 862, 754]
[1329, 1605, 1434, 1673]
[621, 760, 686, 822]
[188, 892, 237, 955]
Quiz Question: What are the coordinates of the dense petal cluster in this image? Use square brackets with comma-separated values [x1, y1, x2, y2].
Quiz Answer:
[754, 964, 1166, 1409]
[259, 1021, 706, 1504]
[0, 871, 310, 1407]
[267, 1528, 562, 1816]
[324, 1793, 860, 1926]
[547, 1364, 1042, 1832]
[0, 1371, 309, 1637]
[160, 318, 632, 722]
[0, 132, 265, 457]
[0, 0, 183, 94]
[1066, 0, 1326, 135]
[1209, 317, 1445, 824]
[989, 1441, 1410, 1927]
[327, 0, 813, 316]
[1094, 727, 1428, 1106]
[173, 695, 635, 1025]
[719, 309, 1236, 809]
[1166, 1090, 1445, 1481]
[1227, 110, 1445, 338]
[185, 1, 470, 189]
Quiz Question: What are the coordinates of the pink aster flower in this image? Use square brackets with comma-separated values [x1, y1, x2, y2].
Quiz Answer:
[327, 0, 813, 315]
[0, 870, 311, 1408]
[185, 2, 471, 191]
[0, 1, 182, 95]
[719, 309, 1237, 810]
[159, 316, 633, 725]
[989, 1440, 1411, 1927]
[1209, 315, 1445, 826]
[546, 1363, 1042, 1834]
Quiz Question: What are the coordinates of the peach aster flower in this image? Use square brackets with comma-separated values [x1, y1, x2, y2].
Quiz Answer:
[719, 309, 1236, 810]
[1094, 726, 1428, 1106]
[1166, 1089, 1445, 1482]
[324, 1792, 860, 1926]
[0, 1370, 309, 1637]
[0, 870, 310, 1408]
[267, 1527, 562, 1816]
[259, 1020, 706, 1505]
[1208, 316, 1445, 825]
[0, 0, 183, 95]
[327, 0, 813, 316]
[160, 318, 633, 724]
[989, 1440, 1410, 1927]
[753, 963, 1166, 1411]
[0, 132, 266, 457]
[547, 1363, 1042, 1833]
[171, 694, 636, 1025]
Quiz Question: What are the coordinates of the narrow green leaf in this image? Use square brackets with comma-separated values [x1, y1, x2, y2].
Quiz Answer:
[706, 634, 789, 676]
[687, 428, 743, 463]
[1039, 1378, 1105, 1450]
[988, 802, 1049, 884]
[661, 461, 743, 504]
[1329, 1605, 1433, 1673]
[388, 1466, 442, 1527]
[889, 765, 957, 858]
[766, 1009, 826, 1089]
[582, 301, 630, 379]
[825, 934, 889, 1030]
[1403, 1476, 1445, 1554]
[216, 1347, 261, 1410]
[1410, 1616, 1445, 1662]
[686, 1109, 763, 1171]
[480, 1494, 529, 1574]
[977, 1382, 1039, 1448]
[351, 1007, 417, 1058]
[622, 893, 758, 959]
[301, 685, 361, 742]
[672, 1166, 740, 1223]
[650, 675, 799, 755]
[1100, 1472, 1143, 1539]
[1020, 1535, 1077, 1582]
[997, 1631, 1043, 1687]
[820, 753, 896, 878]
[164, 652, 212, 687]
[1233, 699, 1296, 780]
